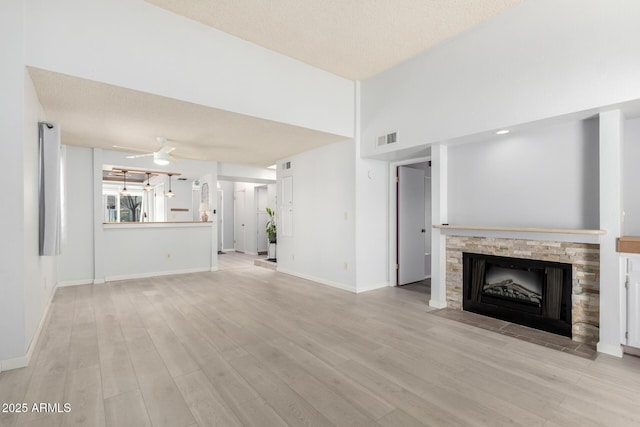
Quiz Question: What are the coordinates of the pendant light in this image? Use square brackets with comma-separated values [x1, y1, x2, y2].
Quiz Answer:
[166, 173, 175, 198]
[144, 173, 152, 191]
[120, 170, 129, 195]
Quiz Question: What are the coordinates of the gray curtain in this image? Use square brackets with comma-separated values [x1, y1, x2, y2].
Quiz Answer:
[471, 258, 486, 301]
[543, 267, 563, 319]
[39, 122, 61, 256]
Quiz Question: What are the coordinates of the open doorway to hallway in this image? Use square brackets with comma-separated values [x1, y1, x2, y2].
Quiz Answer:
[393, 159, 432, 297]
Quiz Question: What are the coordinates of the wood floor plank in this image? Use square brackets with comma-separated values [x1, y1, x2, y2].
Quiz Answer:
[62, 365, 104, 427]
[120, 326, 195, 427]
[228, 354, 335, 427]
[173, 370, 243, 427]
[3, 252, 640, 427]
[104, 389, 151, 427]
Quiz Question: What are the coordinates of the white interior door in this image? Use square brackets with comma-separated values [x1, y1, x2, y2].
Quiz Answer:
[398, 166, 426, 285]
[218, 190, 223, 252]
[234, 190, 245, 252]
[256, 186, 268, 253]
[628, 258, 640, 348]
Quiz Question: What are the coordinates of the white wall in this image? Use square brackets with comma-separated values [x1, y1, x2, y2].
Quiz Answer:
[447, 119, 599, 229]
[23, 68, 57, 361]
[58, 145, 94, 284]
[57, 148, 219, 283]
[165, 177, 194, 221]
[623, 117, 640, 235]
[218, 163, 276, 184]
[25, 0, 353, 137]
[0, 0, 27, 366]
[277, 139, 357, 291]
[361, 0, 640, 157]
[1, 14, 57, 367]
[103, 224, 213, 280]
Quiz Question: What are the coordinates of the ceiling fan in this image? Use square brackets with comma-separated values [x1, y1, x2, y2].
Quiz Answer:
[116, 137, 177, 165]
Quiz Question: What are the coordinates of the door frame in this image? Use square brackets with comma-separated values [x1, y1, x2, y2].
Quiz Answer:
[233, 189, 246, 252]
[388, 156, 431, 286]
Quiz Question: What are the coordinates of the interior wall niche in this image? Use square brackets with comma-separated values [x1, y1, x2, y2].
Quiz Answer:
[447, 119, 599, 229]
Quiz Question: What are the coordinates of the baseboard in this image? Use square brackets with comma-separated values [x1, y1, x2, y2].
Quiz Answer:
[105, 267, 211, 282]
[429, 299, 447, 309]
[93, 279, 105, 285]
[0, 355, 28, 372]
[424, 275, 432, 280]
[210, 266, 219, 272]
[57, 278, 93, 287]
[244, 251, 258, 256]
[356, 282, 390, 293]
[276, 268, 356, 293]
[597, 342, 624, 357]
[1, 283, 56, 373]
[222, 248, 235, 252]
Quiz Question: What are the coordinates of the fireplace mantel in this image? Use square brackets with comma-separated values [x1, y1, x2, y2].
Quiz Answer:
[433, 225, 606, 235]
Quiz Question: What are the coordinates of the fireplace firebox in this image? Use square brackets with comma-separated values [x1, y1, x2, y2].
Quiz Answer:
[462, 253, 572, 337]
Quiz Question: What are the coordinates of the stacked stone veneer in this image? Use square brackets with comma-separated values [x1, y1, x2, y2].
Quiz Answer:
[446, 236, 600, 345]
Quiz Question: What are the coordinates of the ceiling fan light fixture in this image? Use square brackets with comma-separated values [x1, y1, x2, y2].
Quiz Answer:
[154, 151, 170, 166]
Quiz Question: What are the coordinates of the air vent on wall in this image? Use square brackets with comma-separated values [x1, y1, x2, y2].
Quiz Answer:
[282, 161, 292, 170]
[377, 131, 398, 147]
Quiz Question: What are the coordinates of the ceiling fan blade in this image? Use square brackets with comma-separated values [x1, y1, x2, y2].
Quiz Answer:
[125, 153, 154, 159]
[112, 145, 151, 153]
[158, 145, 176, 155]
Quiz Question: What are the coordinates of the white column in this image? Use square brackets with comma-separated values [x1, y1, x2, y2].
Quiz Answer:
[598, 110, 624, 357]
[430, 143, 448, 308]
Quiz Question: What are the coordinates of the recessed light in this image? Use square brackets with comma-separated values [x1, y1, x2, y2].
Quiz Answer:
[496, 129, 510, 135]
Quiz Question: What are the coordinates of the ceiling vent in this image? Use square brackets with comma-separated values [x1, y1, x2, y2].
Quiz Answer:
[377, 131, 398, 147]
[282, 161, 292, 170]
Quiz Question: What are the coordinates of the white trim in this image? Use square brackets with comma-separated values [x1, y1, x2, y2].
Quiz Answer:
[1, 283, 56, 373]
[93, 279, 105, 285]
[356, 282, 390, 293]
[103, 222, 213, 229]
[429, 299, 447, 309]
[222, 248, 235, 252]
[57, 279, 93, 287]
[244, 251, 258, 256]
[277, 267, 356, 293]
[105, 267, 211, 282]
[597, 342, 624, 357]
[388, 156, 431, 286]
[210, 266, 219, 272]
[0, 355, 28, 372]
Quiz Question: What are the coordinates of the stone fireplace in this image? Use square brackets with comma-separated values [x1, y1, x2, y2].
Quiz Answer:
[446, 235, 600, 345]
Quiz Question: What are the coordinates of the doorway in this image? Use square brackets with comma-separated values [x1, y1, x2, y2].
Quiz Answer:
[256, 186, 269, 255]
[234, 190, 246, 252]
[393, 160, 432, 291]
[218, 189, 223, 253]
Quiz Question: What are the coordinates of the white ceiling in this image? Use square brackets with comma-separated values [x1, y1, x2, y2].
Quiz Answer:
[29, 67, 346, 167]
[145, 0, 522, 80]
[30, 1, 524, 167]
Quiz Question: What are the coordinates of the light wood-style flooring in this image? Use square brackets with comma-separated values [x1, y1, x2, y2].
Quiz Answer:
[1, 254, 640, 426]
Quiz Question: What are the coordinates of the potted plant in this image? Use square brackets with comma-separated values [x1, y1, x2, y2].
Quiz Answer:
[266, 207, 277, 243]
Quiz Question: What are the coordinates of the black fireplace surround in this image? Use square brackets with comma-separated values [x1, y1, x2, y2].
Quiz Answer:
[462, 253, 572, 337]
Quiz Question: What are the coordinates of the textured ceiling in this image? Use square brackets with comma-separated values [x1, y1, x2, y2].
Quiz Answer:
[145, 0, 522, 80]
[28, 68, 346, 167]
